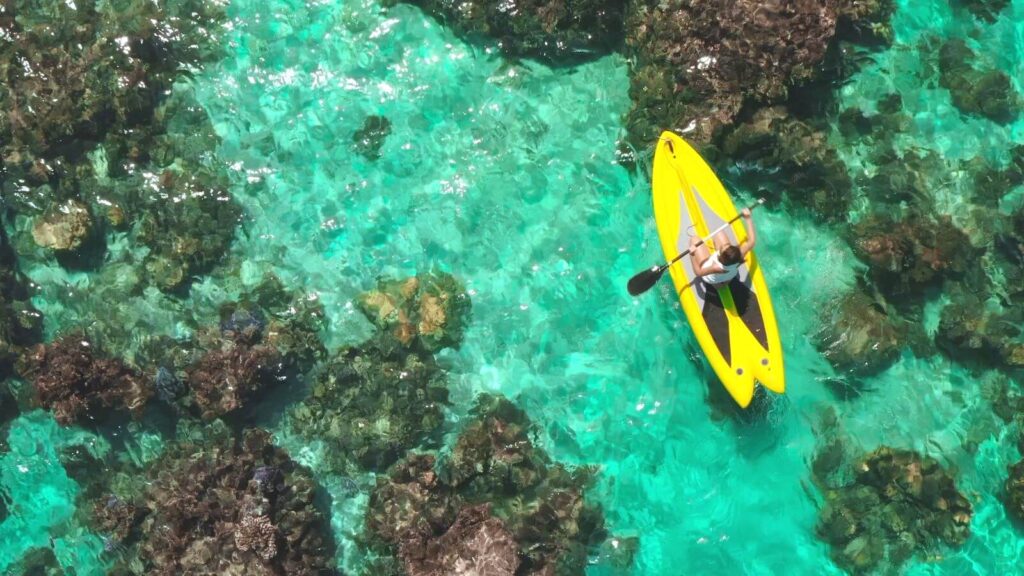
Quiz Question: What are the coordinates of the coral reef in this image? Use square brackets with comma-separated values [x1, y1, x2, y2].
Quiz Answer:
[225, 276, 327, 369]
[965, 144, 1024, 204]
[623, 0, 868, 147]
[935, 285, 1024, 368]
[393, 0, 625, 65]
[92, 495, 148, 548]
[938, 39, 1020, 124]
[835, 0, 896, 47]
[365, 394, 609, 575]
[1005, 459, 1024, 523]
[1, 0, 240, 291]
[814, 446, 973, 574]
[285, 272, 468, 472]
[863, 148, 947, 209]
[0, 0, 219, 171]
[721, 106, 853, 221]
[399, 504, 521, 576]
[135, 164, 243, 293]
[185, 342, 284, 421]
[849, 213, 975, 305]
[30, 199, 94, 252]
[142, 278, 326, 420]
[132, 427, 337, 575]
[352, 115, 393, 161]
[289, 336, 449, 471]
[357, 271, 472, 353]
[952, 0, 1010, 22]
[17, 335, 151, 425]
[836, 94, 913, 144]
[0, 225, 42, 379]
[234, 514, 280, 562]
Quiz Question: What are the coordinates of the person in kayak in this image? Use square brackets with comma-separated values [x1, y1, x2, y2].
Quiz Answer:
[689, 207, 756, 286]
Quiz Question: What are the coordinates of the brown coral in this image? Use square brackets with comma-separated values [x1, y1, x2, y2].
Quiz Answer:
[624, 0, 841, 146]
[138, 427, 336, 575]
[186, 343, 283, 420]
[18, 335, 151, 425]
[399, 504, 521, 576]
[721, 106, 853, 221]
[366, 394, 610, 575]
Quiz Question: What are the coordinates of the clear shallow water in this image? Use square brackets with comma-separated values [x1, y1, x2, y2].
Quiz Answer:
[4, 0, 1024, 574]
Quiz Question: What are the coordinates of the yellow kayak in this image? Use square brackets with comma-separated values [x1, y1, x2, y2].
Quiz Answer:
[651, 131, 785, 407]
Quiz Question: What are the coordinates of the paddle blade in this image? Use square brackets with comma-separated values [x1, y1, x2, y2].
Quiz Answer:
[627, 266, 664, 296]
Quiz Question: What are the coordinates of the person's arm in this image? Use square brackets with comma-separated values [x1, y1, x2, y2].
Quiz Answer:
[739, 208, 756, 257]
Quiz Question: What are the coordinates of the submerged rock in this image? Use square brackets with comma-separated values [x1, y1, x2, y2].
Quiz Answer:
[815, 446, 973, 575]
[850, 213, 976, 305]
[17, 335, 152, 425]
[722, 106, 852, 221]
[815, 290, 902, 378]
[394, 0, 625, 65]
[289, 336, 449, 472]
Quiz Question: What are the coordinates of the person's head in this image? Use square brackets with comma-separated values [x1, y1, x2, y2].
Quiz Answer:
[719, 245, 742, 266]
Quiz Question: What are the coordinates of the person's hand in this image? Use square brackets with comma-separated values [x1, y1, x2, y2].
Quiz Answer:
[741, 207, 752, 219]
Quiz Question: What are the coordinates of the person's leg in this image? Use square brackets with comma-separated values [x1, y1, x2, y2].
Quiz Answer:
[689, 234, 711, 271]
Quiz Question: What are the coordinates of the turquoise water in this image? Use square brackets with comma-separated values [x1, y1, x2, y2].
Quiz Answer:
[0, 411, 109, 571]
[4, 0, 1024, 573]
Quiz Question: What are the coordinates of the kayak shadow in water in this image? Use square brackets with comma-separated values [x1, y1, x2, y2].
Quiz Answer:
[696, 345, 789, 459]
[713, 384, 791, 459]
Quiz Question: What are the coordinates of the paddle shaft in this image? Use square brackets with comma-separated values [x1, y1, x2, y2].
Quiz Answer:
[656, 199, 763, 274]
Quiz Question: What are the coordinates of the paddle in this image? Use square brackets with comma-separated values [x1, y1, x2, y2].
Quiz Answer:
[627, 198, 765, 296]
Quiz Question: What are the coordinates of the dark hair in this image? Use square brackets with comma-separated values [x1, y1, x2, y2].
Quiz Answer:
[719, 245, 742, 266]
